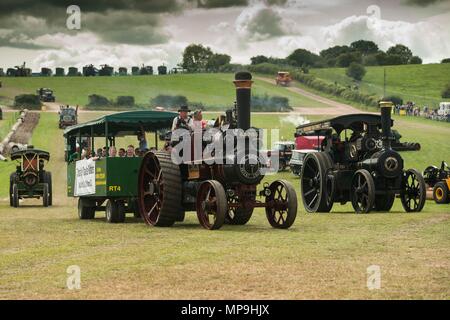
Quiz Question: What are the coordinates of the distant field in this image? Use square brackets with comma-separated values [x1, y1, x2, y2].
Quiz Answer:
[0, 111, 449, 299]
[0, 73, 329, 109]
[310, 63, 450, 107]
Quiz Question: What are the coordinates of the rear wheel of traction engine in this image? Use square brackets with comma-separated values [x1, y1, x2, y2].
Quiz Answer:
[401, 169, 426, 212]
[374, 193, 395, 212]
[78, 198, 95, 219]
[300, 153, 333, 213]
[351, 169, 375, 213]
[12, 184, 19, 208]
[44, 172, 52, 206]
[196, 180, 227, 230]
[105, 199, 125, 223]
[265, 180, 297, 229]
[225, 196, 254, 225]
[42, 184, 49, 207]
[138, 151, 183, 227]
[433, 181, 449, 204]
[317, 152, 335, 212]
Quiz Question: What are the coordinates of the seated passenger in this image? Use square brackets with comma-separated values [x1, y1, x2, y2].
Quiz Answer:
[134, 147, 141, 157]
[109, 146, 117, 157]
[126, 145, 135, 157]
[118, 148, 126, 157]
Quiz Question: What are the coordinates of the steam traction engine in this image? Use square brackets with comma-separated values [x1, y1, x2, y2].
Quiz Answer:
[137, 72, 298, 230]
[298, 101, 426, 213]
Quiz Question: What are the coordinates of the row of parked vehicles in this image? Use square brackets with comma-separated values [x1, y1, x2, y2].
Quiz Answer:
[7, 72, 449, 229]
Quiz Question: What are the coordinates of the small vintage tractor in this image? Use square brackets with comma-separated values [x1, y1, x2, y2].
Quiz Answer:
[37, 88, 56, 102]
[9, 147, 52, 207]
[137, 72, 298, 230]
[275, 71, 292, 86]
[59, 105, 78, 129]
[423, 161, 450, 204]
[298, 101, 426, 213]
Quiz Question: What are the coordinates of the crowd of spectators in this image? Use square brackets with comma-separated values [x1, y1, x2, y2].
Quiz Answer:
[393, 101, 450, 122]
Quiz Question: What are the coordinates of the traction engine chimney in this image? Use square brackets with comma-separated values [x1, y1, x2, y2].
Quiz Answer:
[234, 72, 253, 130]
[379, 100, 393, 149]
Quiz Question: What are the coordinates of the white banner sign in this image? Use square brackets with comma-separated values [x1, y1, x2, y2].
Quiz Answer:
[74, 159, 96, 196]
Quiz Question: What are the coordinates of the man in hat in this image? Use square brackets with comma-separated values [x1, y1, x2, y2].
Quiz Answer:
[171, 105, 193, 131]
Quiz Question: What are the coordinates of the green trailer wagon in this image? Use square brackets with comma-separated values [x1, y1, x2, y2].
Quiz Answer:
[64, 110, 177, 223]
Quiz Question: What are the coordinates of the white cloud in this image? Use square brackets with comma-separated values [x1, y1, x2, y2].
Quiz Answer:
[320, 14, 450, 62]
[32, 33, 187, 69]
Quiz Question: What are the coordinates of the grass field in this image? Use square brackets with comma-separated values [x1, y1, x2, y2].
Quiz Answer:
[0, 111, 449, 299]
[310, 63, 450, 107]
[0, 73, 329, 109]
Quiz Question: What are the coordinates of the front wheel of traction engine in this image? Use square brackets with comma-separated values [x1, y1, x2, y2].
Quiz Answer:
[12, 184, 19, 208]
[401, 169, 426, 212]
[138, 151, 183, 227]
[196, 180, 227, 230]
[42, 183, 49, 207]
[225, 196, 254, 225]
[351, 169, 375, 213]
[265, 180, 297, 229]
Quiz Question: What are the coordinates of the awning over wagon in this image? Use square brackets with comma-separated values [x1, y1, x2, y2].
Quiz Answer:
[64, 110, 177, 137]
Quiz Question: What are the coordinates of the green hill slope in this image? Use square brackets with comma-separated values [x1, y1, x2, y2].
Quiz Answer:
[310, 63, 450, 107]
[0, 73, 329, 109]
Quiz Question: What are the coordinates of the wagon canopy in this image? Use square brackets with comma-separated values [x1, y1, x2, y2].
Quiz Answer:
[11, 149, 50, 161]
[296, 113, 393, 135]
[63, 110, 177, 137]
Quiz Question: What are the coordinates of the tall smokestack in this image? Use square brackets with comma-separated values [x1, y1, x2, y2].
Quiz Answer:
[233, 71, 253, 130]
[379, 101, 393, 149]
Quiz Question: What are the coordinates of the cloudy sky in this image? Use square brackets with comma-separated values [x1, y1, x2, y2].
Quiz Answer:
[0, 0, 449, 71]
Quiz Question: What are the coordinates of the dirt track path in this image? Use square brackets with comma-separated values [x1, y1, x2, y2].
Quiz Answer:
[256, 76, 364, 115]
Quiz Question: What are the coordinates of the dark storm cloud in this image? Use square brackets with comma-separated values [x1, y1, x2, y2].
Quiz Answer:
[82, 11, 168, 45]
[0, 0, 183, 17]
[0, 0, 182, 47]
[195, 0, 248, 8]
[247, 8, 285, 39]
[405, 0, 446, 6]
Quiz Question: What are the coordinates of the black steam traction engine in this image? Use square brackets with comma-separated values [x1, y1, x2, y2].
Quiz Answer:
[298, 101, 426, 213]
[137, 72, 297, 230]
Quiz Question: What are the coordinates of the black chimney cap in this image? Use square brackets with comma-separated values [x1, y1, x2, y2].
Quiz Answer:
[235, 71, 252, 81]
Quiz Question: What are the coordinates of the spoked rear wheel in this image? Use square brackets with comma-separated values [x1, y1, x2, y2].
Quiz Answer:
[401, 168, 426, 212]
[300, 153, 333, 213]
[196, 180, 227, 230]
[138, 151, 183, 227]
[265, 180, 297, 229]
[351, 169, 375, 213]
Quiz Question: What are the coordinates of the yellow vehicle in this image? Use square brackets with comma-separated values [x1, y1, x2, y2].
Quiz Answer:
[423, 161, 450, 204]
